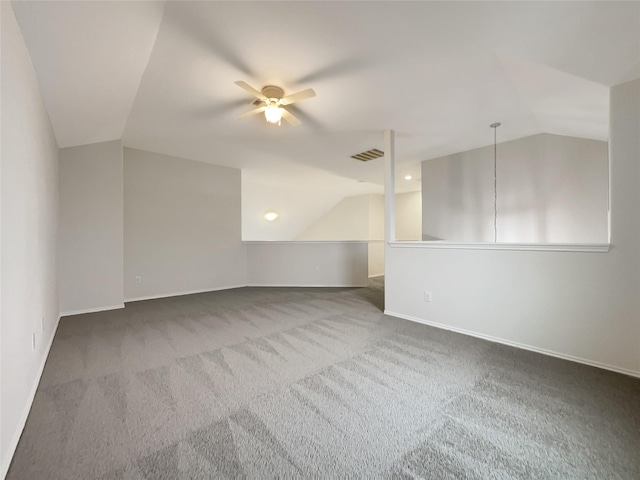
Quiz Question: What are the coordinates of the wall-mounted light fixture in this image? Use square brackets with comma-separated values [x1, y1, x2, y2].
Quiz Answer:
[264, 211, 279, 222]
[404, 175, 412, 180]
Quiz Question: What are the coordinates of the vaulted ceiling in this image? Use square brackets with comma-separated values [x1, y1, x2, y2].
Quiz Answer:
[12, 1, 640, 192]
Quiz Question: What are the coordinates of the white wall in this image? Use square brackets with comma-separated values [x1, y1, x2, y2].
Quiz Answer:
[296, 194, 371, 240]
[296, 194, 385, 277]
[386, 80, 640, 376]
[368, 194, 385, 277]
[395, 191, 421, 241]
[246, 242, 369, 287]
[297, 192, 419, 243]
[124, 148, 246, 300]
[241, 179, 347, 241]
[295, 192, 423, 276]
[59, 140, 123, 314]
[421, 133, 608, 243]
[1, 2, 60, 475]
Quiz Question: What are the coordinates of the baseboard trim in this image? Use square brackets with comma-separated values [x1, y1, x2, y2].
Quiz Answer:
[247, 283, 369, 288]
[368, 274, 385, 279]
[2, 314, 61, 479]
[60, 303, 125, 317]
[384, 310, 640, 379]
[125, 285, 247, 303]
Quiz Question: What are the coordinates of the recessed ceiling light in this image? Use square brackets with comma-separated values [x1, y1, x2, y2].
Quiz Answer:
[404, 175, 412, 180]
[264, 211, 279, 222]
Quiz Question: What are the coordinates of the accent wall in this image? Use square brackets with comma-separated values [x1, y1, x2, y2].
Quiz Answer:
[59, 140, 124, 314]
[124, 148, 247, 301]
[421, 133, 608, 243]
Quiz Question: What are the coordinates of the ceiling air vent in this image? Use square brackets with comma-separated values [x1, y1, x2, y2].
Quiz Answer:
[351, 148, 384, 162]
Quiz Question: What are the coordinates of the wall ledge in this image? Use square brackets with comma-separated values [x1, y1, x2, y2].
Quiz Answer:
[243, 240, 381, 245]
[388, 241, 610, 253]
[247, 283, 369, 288]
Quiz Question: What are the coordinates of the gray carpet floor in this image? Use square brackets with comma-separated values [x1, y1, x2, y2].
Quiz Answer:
[8, 277, 640, 479]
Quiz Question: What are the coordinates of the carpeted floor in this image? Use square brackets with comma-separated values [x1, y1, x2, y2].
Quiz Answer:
[8, 277, 640, 479]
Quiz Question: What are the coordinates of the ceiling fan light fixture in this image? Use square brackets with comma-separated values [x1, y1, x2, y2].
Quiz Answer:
[264, 100, 282, 125]
[235, 81, 315, 127]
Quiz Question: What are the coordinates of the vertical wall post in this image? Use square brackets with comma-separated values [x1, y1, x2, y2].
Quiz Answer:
[384, 129, 396, 243]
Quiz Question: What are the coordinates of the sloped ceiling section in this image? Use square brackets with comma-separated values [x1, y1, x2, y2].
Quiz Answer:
[122, 1, 638, 183]
[12, 1, 166, 148]
[497, 53, 609, 142]
[12, 0, 640, 179]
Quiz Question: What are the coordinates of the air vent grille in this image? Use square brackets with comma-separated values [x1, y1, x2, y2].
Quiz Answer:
[351, 148, 384, 162]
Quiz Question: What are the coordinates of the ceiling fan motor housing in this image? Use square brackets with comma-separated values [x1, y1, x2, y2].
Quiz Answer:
[262, 85, 284, 100]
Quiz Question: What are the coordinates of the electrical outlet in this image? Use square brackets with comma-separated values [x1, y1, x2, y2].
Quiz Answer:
[135, 276, 142, 284]
[32, 332, 36, 351]
[424, 290, 432, 302]
[315, 267, 320, 273]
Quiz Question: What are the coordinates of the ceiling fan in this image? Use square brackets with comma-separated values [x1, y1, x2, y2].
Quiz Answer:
[235, 81, 316, 126]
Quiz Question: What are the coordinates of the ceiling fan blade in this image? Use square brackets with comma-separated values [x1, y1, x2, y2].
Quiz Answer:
[286, 103, 325, 131]
[238, 106, 266, 119]
[192, 98, 248, 118]
[235, 81, 266, 101]
[281, 106, 301, 126]
[165, 3, 255, 77]
[296, 56, 372, 83]
[281, 88, 316, 105]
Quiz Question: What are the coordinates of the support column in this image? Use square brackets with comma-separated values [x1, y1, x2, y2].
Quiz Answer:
[384, 129, 396, 243]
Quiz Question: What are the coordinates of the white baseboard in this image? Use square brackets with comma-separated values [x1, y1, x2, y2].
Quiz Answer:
[384, 310, 640, 379]
[125, 284, 246, 303]
[247, 283, 369, 288]
[60, 303, 125, 317]
[2, 314, 61, 479]
[368, 273, 385, 279]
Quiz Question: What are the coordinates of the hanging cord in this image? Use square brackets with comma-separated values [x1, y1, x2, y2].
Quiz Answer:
[490, 123, 500, 243]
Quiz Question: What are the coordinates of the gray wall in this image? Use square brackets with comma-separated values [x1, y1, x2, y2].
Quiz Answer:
[1, 2, 60, 475]
[59, 140, 124, 314]
[295, 194, 386, 277]
[368, 195, 385, 277]
[386, 80, 640, 376]
[421, 133, 609, 243]
[296, 195, 371, 241]
[124, 148, 247, 300]
[247, 242, 369, 287]
[395, 191, 422, 241]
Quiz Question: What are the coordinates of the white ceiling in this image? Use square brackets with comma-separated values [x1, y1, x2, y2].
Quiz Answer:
[12, 0, 640, 192]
